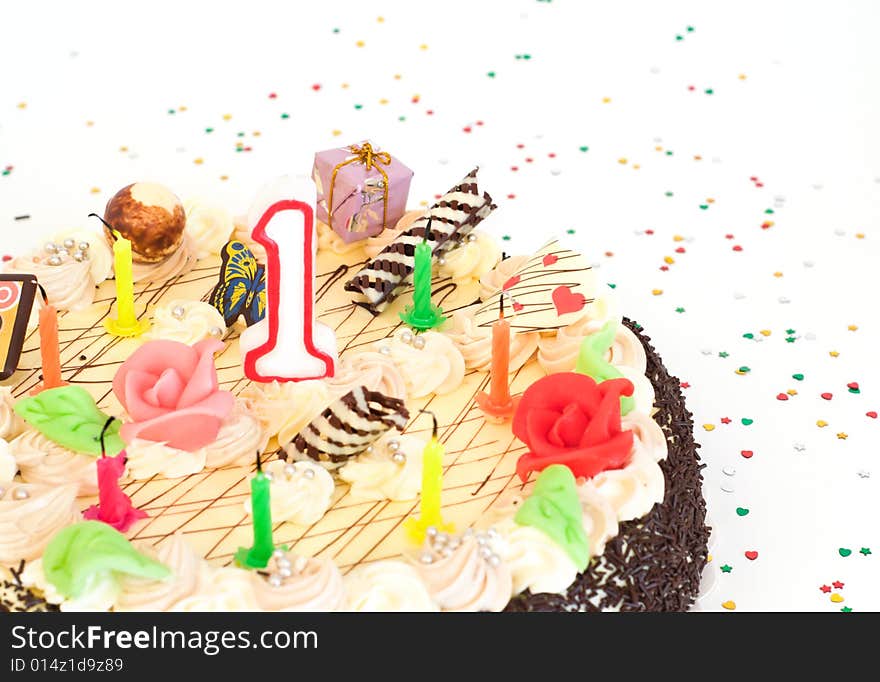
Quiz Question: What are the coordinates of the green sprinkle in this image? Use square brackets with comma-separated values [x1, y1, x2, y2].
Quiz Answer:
[841, 607, 853, 613]
[665, 150, 673, 156]
[501, 235, 511, 241]
[785, 336, 796, 343]
[237, 132, 245, 137]
[523, 54, 532, 60]
[720, 564, 732, 573]
[741, 418, 754, 426]
[786, 328, 796, 334]
[354, 104, 363, 110]
[743, 333, 754, 339]
[280, 113, 290, 119]
[675, 34, 684, 41]
[487, 71, 496, 78]
[792, 373, 804, 381]
[675, 307, 685, 313]
[719, 351, 729, 358]
[579, 146, 589, 152]
[736, 507, 750, 517]
[167, 109, 175, 115]
[332, 27, 340, 33]
[705, 88, 714, 95]
[607, 283, 617, 289]
[699, 204, 709, 210]
[860, 547, 872, 556]
[566, 228, 576, 235]
[398, 116, 406, 122]
[849, 387, 860, 395]
[665, 191, 674, 197]
[839, 547, 852, 557]
[738, 366, 751, 373]
[205, 127, 214, 134]
[686, 25, 695, 32]
[765, 208, 775, 214]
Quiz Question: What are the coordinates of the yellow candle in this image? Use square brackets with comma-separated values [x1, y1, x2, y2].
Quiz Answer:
[404, 412, 454, 543]
[103, 230, 149, 337]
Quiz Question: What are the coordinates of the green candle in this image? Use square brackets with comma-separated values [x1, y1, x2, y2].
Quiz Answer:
[235, 452, 278, 570]
[399, 218, 446, 331]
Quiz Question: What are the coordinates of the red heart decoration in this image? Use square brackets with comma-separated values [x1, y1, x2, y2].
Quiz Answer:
[821, 392, 833, 400]
[542, 254, 559, 267]
[512, 301, 524, 313]
[502, 275, 520, 291]
[741, 450, 753, 459]
[745, 551, 759, 561]
[776, 393, 788, 401]
[847, 382, 859, 390]
[551, 286, 587, 317]
[867, 411, 878, 419]
[463, 126, 472, 133]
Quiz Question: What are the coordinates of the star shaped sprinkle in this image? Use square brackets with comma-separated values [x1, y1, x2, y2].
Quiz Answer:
[719, 351, 729, 358]
[830, 350, 840, 357]
[832, 580, 844, 589]
[786, 328, 796, 335]
[720, 565, 732, 573]
[820, 584, 831, 593]
[720, 417, 732, 424]
[841, 607, 853, 613]
[860, 547, 872, 556]
[837, 432, 848, 440]
[785, 336, 796, 343]
[857, 470, 871, 479]
[680, 382, 690, 389]
[675, 307, 686, 313]
[793, 442, 806, 452]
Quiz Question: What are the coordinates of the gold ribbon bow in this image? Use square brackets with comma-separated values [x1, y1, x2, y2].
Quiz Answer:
[327, 142, 392, 232]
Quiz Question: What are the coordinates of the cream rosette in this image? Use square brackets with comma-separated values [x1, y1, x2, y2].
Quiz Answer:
[478, 254, 529, 302]
[364, 209, 423, 259]
[115, 534, 204, 611]
[145, 299, 226, 346]
[251, 552, 345, 611]
[316, 221, 367, 256]
[170, 566, 258, 612]
[10, 429, 98, 496]
[21, 558, 117, 612]
[338, 432, 425, 501]
[0, 481, 80, 564]
[0, 437, 16, 481]
[344, 560, 438, 612]
[244, 459, 335, 526]
[443, 304, 538, 372]
[131, 233, 198, 284]
[374, 329, 465, 398]
[5, 254, 95, 311]
[183, 198, 234, 260]
[325, 350, 408, 401]
[535, 299, 621, 374]
[410, 530, 513, 612]
[0, 387, 26, 441]
[125, 401, 264, 478]
[50, 228, 114, 284]
[239, 380, 333, 447]
[493, 518, 579, 596]
[437, 231, 501, 284]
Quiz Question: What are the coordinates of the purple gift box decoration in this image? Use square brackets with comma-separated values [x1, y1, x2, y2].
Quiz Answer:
[312, 141, 414, 244]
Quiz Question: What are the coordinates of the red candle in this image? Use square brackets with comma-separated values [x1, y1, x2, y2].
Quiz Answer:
[83, 418, 147, 532]
[31, 298, 67, 394]
[475, 299, 520, 423]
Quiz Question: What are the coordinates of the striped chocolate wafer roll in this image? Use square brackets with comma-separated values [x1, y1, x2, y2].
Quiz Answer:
[283, 386, 409, 469]
[344, 168, 496, 314]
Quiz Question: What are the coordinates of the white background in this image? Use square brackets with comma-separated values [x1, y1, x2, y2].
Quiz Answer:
[1, 0, 878, 611]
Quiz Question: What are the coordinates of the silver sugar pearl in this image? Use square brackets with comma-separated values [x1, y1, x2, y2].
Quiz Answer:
[12, 488, 29, 500]
[436, 256, 446, 267]
[466, 232, 478, 243]
[434, 532, 449, 546]
[302, 467, 315, 480]
[73, 251, 85, 262]
[47, 255, 63, 266]
[56, 248, 69, 258]
[391, 452, 406, 465]
[488, 554, 501, 567]
[386, 439, 401, 453]
[378, 345, 391, 356]
[419, 551, 434, 564]
[478, 546, 493, 560]
[275, 556, 291, 570]
[272, 548, 286, 559]
[283, 463, 297, 478]
[278, 566, 293, 578]
[171, 305, 186, 320]
[476, 535, 489, 546]
[77, 241, 90, 251]
[43, 242, 58, 254]
[62, 238, 76, 250]
[268, 573, 284, 588]
[425, 526, 438, 538]
[364, 444, 374, 455]
[412, 335, 426, 350]
[208, 326, 222, 338]
[399, 329, 414, 345]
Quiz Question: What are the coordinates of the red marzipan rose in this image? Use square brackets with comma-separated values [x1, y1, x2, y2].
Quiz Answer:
[513, 373, 634, 481]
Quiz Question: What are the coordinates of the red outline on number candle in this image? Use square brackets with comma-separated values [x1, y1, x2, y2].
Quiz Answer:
[243, 199, 335, 382]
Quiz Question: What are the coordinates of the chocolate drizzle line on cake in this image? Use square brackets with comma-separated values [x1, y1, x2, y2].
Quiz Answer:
[505, 318, 710, 612]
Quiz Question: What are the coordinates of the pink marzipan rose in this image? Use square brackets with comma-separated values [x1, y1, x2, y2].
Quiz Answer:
[113, 339, 234, 451]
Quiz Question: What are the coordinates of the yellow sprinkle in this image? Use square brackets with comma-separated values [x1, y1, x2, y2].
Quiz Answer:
[787, 389, 798, 396]
[707, 554, 713, 563]
[618, 158, 628, 165]
[655, 146, 663, 152]
[703, 424, 715, 432]
[633, 164, 641, 170]
[86, 121, 94, 127]
[332, 129, 342, 137]
[735, 369, 747, 375]
[378, 98, 389, 105]
[602, 97, 611, 103]
[253, 131, 261, 137]
[830, 593, 844, 603]
[16, 102, 26, 109]
[837, 432, 848, 440]
[89, 187, 101, 194]
[738, 74, 747, 80]
[707, 198, 715, 204]
[394, 74, 402, 80]
[856, 233, 865, 239]
[219, 175, 229, 181]
[341, 83, 350, 89]
[721, 600, 736, 610]
[765, 221, 775, 227]
[848, 324, 858, 331]
[664, 256, 675, 264]
[356, 40, 365, 47]
[377, 16, 384, 22]
[193, 158, 204, 165]
[760, 329, 771, 336]
[222, 114, 232, 121]
[419, 44, 428, 50]
[119, 146, 128, 153]
[694, 155, 703, 161]
[773, 272, 783, 278]
[419, 200, 429, 207]
[816, 420, 828, 428]
[179, 105, 187, 112]
[652, 289, 663, 296]
[673, 235, 684, 242]
[829, 350, 840, 358]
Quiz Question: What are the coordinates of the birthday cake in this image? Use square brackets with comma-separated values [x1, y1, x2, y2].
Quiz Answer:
[0, 157, 710, 613]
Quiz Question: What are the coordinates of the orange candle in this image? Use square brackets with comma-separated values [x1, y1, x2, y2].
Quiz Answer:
[475, 299, 520, 423]
[32, 298, 66, 394]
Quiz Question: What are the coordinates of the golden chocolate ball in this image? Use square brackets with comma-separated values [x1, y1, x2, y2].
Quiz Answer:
[103, 182, 186, 263]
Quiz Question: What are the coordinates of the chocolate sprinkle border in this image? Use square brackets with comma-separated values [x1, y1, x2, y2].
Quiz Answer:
[505, 318, 710, 612]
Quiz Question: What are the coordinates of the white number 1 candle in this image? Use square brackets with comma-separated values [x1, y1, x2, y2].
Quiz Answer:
[240, 177, 337, 382]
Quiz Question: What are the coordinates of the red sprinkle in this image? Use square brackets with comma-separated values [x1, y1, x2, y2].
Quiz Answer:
[548, 153, 556, 158]
[506, 194, 516, 199]
[645, 229, 654, 235]
[516, 143, 525, 149]
[311, 84, 321, 91]
[1, 255, 11, 262]
[268, 92, 277, 99]
[675, 247, 686, 253]
[867, 411, 877, 419]
[475, 120, 484, 126]
[463, 126, 472, 133]
[821, 393, 833, 400]
[426, 110, 434, 115]
[681, 382, 690, 389]
[741, 450, 754, 459]
[725, 234, 735, 239]
[525, 157, 533, 163]
[745, 551, 759, 561]
[510, 166, 519, 171]
[847, 382, 860, 390]
[777, 393, 789, 401]
[659, 266, 669, 271]
[732, 245, 743, 252]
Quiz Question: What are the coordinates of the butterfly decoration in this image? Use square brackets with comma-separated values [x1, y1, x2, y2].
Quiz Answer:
[209, 241, 267, 327]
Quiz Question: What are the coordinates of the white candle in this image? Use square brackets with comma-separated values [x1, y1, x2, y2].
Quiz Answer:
[241, 177, 337, 382]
